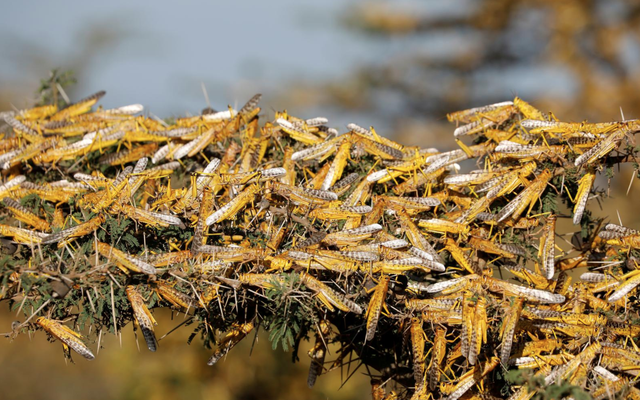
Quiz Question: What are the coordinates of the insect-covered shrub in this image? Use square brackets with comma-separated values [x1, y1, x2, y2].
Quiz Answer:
[2, 82, 640, 400]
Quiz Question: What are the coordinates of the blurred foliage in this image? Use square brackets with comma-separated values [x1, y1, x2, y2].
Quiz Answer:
[35, 69, 77, 109]
[292, 0, 640, 146]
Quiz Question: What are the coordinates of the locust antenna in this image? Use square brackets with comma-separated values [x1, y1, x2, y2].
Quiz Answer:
[201, 82, 211, 109]
[56, 83, 71, 104]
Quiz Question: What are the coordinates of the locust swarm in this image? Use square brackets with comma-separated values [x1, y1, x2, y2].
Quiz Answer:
[1, 90, 640, 400]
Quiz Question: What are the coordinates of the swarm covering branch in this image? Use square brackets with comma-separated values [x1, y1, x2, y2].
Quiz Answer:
[1, 92, 640, 399]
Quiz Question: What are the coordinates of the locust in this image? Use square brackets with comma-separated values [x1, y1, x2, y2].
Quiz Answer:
[573, 170, 595, 225]
[409, 318, 426, 388]
[307, 320, 332, 388]
[126, 286, 158, 352]
[36, 317, 95, 360]
[207, 321, 255, 366]
[365, 275, 390, 342]
[96, 242, 157, 275]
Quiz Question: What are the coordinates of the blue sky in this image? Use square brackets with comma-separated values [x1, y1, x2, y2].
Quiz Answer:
[3, 0, 619, 128]
[1, 0, 374, 115]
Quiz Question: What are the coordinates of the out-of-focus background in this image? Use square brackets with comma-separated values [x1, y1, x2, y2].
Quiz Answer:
[2, 0, 640, 399]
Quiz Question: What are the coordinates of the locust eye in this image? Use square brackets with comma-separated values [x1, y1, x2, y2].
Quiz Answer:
[389, 275, 408, 295]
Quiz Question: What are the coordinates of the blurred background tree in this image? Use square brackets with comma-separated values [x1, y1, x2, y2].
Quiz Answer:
[2, 0, 640, 399]
[313, 0, 640, 146]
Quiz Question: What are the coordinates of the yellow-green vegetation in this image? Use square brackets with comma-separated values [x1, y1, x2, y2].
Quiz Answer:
[2, 76, 640, 399]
